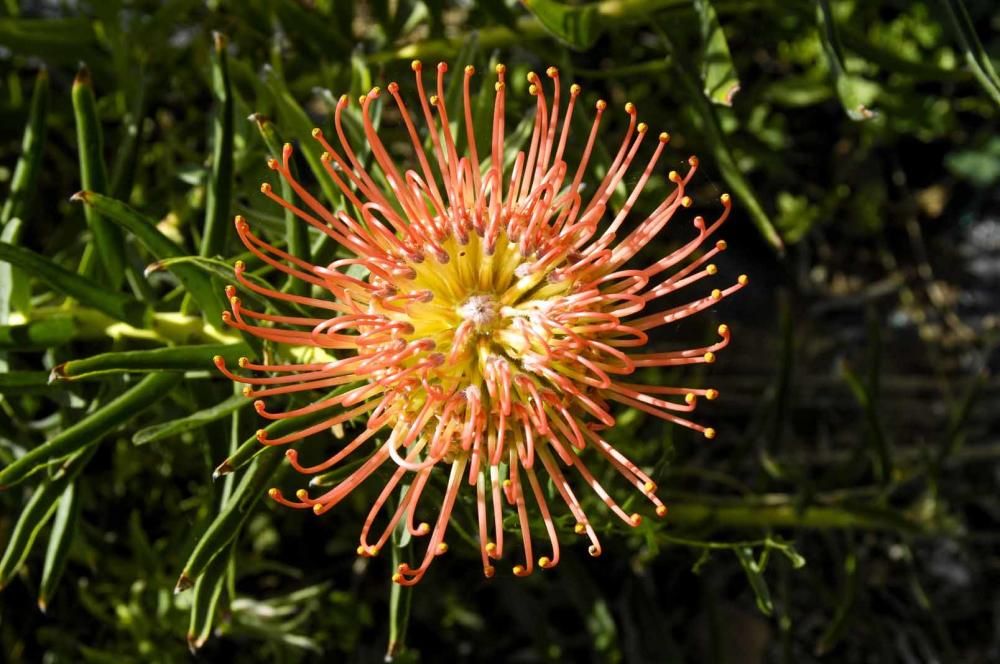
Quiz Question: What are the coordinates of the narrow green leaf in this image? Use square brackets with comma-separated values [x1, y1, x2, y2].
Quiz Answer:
[735, 547, 774, 616]
[814, 551, 858, 655]
[938, 0, 1000, 107]
[815, 0, 878, 121]
[0, 372, 181, 489]
[260, 72, 344, 210]
[252, 114, 309, 295]
[0, 371, 52, 394]
[522, 0, 601, 50]
[38, 480, 81, 612]
[658, 28, 785, 253]
[0, 241, 148, 326]
[72, 190, 225, 328]
[133, 393, 252, 446]
[0, 18, 105, 67]
[53, 343, 250, 380]
[187, 540, 233, 651]
[0, 219, 30, 324]
[694, 0, 740, 106]
[200, 32, 235, 258]
[176, 447, 284, 592]
[0, 446, 96, 590]
[1, 67, 49, 224]
[0, 317, 77, 350]
[73, 65, 126, 287]
[213, 383, 361, 477]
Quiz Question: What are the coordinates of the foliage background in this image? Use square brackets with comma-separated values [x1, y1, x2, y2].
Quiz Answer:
[1, 0, 998, 662]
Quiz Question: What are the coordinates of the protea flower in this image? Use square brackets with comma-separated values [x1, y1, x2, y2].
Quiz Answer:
[214, 62, 745, 585]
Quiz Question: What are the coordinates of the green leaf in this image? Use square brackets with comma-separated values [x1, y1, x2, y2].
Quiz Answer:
[0, 371, 52, 394]
[133, 393, 252, 446]
[0, 18, 105, 68]
[815, 0, 878, 121]
[0, 241, 148, 326]
[38, 480, 81, 612]
[0, 372, 181, 489]
[938, 0, 1000, 107]
[187, 540, 233, 651]
[72, 65, 126, 287]
[0, 318, 77, 350]
[213, 383, 361, 477]
[0, 219, 30, 324]
[0, 446, 96, 590]
[1, 67, 49, 225]
[176, 447, 284, 593]
[658, 28, 785, 253]
[53, 343, 251, 380]
[199, 32, 235, 258]
[72, 190, 226, 329]
[523, 0, 601, 50]
[694, 0, 740, 106]
[252, 114, 309, 295]
[814, 551, 858, 655]
[735, 547, 774, 616]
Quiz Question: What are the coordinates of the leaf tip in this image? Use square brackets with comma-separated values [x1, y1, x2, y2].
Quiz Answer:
[49, 363, 69, 383]
[37, 598, 47, 613]
[174, 572, 194, 594]
[73, 64, 91, 87]
[212, 30, 228, 52]
[70, 190, 90, 204]
[212, 461, 233, 479]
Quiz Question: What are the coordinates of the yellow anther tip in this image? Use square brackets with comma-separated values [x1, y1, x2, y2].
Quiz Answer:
[637, 122, 648, 134]
[392, 573, 403, 583]
[212, 355, 223, 364]
[570, 84, 581, 94]
[720, 192, 731, 203]
[711, 289, 722, 299]
[630, 513, 643, 526]
[429, 94, 439, 105]
[625, 102, 635, 113]
[588, 545, 600, 557]
[295, 489, 308, 500]
[310, 127, 321, 137]
[574, 523, 586, 534]
[436, 542, 449, 555]
[706, 389, 720, 400]
[596, 99, 607, 110]
[642, 481, 656, 493]
[485, 542, 497, 554]
[410, 60, 422, 71]
[528, 84, 538, 95]
[656, 505, 668, 517]
[546, 66, 558, 77]
[267, 488, 279, 498]
[704, 428, 717, 440]
[513, 564, 525, 575]
[659, 131, 670, 143]
[716, 240, 728, 250]
[356, 545, 365, 556]
[539, 556, 551, 568]
[502, 479, 512, 489]
[259, 182, 271, 193]
[681, 196, 694, 208]
[738, 274, 749, 285]
[685, 393, 696, 405]
[465, 65, 475, 74]
[484, 565, 495, 578]
[495, 63, 506, 74]
[312, 504, 323, 514]
[718, 323, 729, 335]
[706, 264, 718, 275]
[704, 351, 716, 363]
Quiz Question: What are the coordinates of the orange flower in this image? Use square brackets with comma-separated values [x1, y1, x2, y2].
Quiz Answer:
[215, 62, 745, 585]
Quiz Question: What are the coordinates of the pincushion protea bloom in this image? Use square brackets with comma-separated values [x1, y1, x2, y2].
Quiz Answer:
[214, 61, 745, 585]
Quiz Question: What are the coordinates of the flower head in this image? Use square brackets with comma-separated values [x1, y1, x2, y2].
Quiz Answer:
[215, 62, 745, 584]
